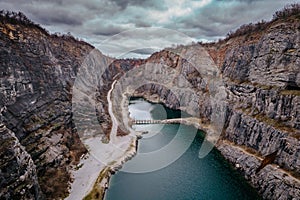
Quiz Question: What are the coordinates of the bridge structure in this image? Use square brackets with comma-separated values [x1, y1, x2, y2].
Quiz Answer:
[132, 119, 164, 124]
[131, 118, 188, 125]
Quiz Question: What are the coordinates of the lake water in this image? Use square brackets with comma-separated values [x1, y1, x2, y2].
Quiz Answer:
[105, 98, 261, 200]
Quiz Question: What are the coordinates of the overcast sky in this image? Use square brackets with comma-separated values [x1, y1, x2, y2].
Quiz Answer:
[0, 0, 297, 58]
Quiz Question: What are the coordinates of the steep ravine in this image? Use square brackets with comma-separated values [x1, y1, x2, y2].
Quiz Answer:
[0, 123, 43, 199]
[1, 9, 300, 200]
[119, 14, 300, 199]
[0, 13, 121, 199]
[0, 18, 90, 198]
[0, 13, 145, 199]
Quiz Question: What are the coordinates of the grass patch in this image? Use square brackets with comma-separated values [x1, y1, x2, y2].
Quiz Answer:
[280, 89, 300, 96]
[253, 113, 298, 136]
[243, 145, 262, 157]
[238, 107, 299, 139]
[83, 168, 110, 200]
[251, 82, 280, 90]
[39, 167, 70, 199]
[289, 170, 300, 179]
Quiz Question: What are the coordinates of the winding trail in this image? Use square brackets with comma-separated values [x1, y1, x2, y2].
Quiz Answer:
[107, 80, 118, 143]
[66, 80, 136, 200]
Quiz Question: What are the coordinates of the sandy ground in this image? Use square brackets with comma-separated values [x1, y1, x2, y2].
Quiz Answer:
[65, 85, 208, 199]
[66, 81, 136, 200]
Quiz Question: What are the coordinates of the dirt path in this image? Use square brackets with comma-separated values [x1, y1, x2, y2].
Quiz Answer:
[66, 80, 135, 200]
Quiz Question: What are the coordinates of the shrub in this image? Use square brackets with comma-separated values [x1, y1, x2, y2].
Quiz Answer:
[225, 3, 300, 41]
[0, 10, 49, 35]
[273, 3, 300, 20]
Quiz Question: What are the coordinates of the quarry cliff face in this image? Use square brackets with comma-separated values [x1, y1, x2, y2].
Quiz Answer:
[127, 15, 300, 199]
[209, 27, 300, 198]
[1, 10, 300, 200]
[0, 124, 43, 200]
[0, 14, 143, 199]
[211, 17, 300, 198]
[0, 16, 93, 198]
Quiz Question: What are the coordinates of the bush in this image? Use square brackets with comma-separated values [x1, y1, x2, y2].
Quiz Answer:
[226, 20, 267, 39]
[225, 3, 300, 41]
[0, 10, 49, 35]
[273, 3, 300, 20]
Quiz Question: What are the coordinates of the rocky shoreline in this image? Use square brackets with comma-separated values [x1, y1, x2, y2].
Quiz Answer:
[218, 142, 300, 199]
[1, 7, 299, 200]
[131, 86, 300, 199]
[75, 80, 141, 200]
[83, 136, 138, 200]
[115, 12, 300, 199]
[90, 95, 299, 200]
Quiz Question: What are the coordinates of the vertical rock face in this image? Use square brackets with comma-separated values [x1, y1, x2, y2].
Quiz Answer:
[213, 13, 300, 176]
[209, 14, 300, 198]
[123, 11, 300, 200]
[218, 143, 300, 200]
[0, 14, 93, 199]
[1, 8, 300, 200]
[0, 13, 143, 199]
[0, 123, 43, 199]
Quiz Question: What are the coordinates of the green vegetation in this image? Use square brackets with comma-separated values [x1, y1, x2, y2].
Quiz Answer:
[224, 3, 300, 41]
[83, 168, 110, 200]
[39, 167, 70, 199]
[253, 112, 298, 135]
[0, 10, 48, 34]
[52, 123, 62, 130]
[0, 136, 15, 150]
[280, 89, 300, 96]
[273, 4, 300, 20]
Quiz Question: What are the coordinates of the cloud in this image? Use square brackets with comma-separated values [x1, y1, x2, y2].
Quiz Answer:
[110, 0, 166, 10]
[169, 0, 297, 40]
[0, 0, 297, 57]
[134, 20, 152, 28]
[29, 8, 83, 25]
[92, 24, 126, 36]
[94, 27, 195, 58]
[147, 0, 213, 24]
[130, 48, 157, 55]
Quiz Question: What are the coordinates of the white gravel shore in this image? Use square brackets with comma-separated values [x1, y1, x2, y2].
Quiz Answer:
[66, 80, 137, 200]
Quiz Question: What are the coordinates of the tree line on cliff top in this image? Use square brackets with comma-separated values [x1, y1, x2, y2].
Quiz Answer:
[1, 3, 299, 45]
[225, 3, 300, 40]
[0, 10, 90, 45]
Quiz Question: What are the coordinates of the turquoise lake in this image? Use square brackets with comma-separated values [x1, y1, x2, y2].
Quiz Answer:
[105, 98, 261, 200]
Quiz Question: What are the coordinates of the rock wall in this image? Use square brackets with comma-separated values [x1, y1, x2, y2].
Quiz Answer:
[0, 17, 93, 199]
[0, 123, 43, 199]
[218, 142, 300, 199]
[125, 14, 300, 199]
[0, 13, 147, 198]
[1, 10, 300, 200]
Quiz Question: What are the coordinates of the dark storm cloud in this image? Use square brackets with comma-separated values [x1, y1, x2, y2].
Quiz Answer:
[0, 0, 297, 57]
[34, 0, 63, 4]
[134, 19, 152, 28]
[92, 25, 125, 36]
[130, 48, 157, 55]
[110, 0, 166, 10]
[0, 0, 120, 25]
[215, 0, 263, 3]
[172, 0, 296, 40]
[29, 8, 83, 25]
